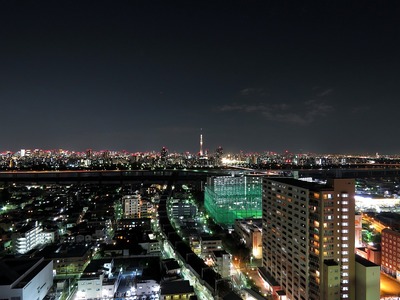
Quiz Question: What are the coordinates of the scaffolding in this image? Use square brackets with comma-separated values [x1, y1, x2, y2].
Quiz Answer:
[204, 176, 262, 226]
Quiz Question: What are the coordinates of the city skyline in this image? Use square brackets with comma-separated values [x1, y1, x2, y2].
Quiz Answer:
[0, 144, 395, 157]
[1, 2, 399, 154]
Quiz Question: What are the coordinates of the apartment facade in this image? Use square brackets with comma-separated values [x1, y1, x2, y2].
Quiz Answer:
[123, 194, 153, 218]
[200, 236, 223, 255]
[12, 224, 43, 254]
[210, 250, 231, 278]
[262, 178, 355, 300]
[234, 218, 262, 259]
[381, 228, 400, 279]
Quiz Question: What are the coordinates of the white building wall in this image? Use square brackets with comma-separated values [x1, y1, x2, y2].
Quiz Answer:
[136, 280, 159, 297]
[41, 231, 56, 244]
[13, 226, 44, 254]
[0, 260, 53, 300]
[355, 260, 380, 300]
[123, 195, 141, 217]
[216, 255, 231, 278]
[102, 282, 116, 298]
[77, 276, 103, 299]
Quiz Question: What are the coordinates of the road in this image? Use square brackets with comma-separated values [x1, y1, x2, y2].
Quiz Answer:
[362, 213, 388, 233]
[231, 258, 271, 298]
[381, 272, 400, 298]
[245, 267, 271, 298]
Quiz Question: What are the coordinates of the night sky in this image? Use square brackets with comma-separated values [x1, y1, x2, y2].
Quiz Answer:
[1, 1, 399, 154]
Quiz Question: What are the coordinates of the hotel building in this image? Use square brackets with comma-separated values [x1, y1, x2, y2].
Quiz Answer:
[381, 228, 400, 279]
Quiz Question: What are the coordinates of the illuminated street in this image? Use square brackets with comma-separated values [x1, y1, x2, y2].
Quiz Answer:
[162, 239, 213, 300]
[381, 272, 400, 298]
[246, 267, 271, 298]
[363, 213, 388, 233]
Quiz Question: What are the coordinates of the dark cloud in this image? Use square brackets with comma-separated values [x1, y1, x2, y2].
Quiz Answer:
[218, 100, 334, 125]
[351, 106, 371, 114]
[316, 88, 334, 97]
[240, 88, 266, 96]
[0, 1, 398, 153]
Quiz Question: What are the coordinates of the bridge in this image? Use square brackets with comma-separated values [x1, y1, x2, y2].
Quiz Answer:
[0, 166, 399, 184]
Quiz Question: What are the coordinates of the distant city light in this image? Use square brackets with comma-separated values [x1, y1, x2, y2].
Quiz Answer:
[355, 195, 400, 212]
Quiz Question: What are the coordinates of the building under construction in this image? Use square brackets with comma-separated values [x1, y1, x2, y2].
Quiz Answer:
[204, 175, 262, 226]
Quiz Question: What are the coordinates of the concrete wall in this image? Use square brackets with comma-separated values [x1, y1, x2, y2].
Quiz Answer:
[355, 260, 380, 300]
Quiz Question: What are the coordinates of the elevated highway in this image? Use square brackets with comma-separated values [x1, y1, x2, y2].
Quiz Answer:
[0, 166, 399, 184]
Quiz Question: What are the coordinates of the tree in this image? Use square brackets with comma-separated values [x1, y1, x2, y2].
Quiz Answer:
[0, 187, 10, 206]
[373, 233, 381, 244]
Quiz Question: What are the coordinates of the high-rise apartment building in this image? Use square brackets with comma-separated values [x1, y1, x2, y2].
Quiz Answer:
[262, 178, 355, 300]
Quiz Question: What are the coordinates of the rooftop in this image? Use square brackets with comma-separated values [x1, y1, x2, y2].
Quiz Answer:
[162, 259, 180, 271]
[258, 267, 279, 287]
[200, 235, 222, 242]
[35, 244, 90, 258]
[82, 258, 113, 274]
[324, 259, 339, 266]
[160, 280, 194, 295]
[355, 255, 379, 267]
[265, 177, 327, 191]
[212, 250, 229, 258]
[0, 257, 51, 287]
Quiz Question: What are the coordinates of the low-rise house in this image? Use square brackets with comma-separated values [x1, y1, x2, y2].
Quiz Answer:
[77, 258, 120, 299]
[234, 218, 262, 259]
[200, 236, 222, 255]
[35, 244, 91, 276]
[209, 250, 231, 278]
[162, 259, 181, 276]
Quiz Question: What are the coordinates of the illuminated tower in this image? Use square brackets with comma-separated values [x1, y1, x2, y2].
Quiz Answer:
[200, 130, 203, 156]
